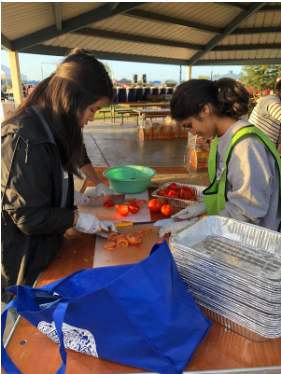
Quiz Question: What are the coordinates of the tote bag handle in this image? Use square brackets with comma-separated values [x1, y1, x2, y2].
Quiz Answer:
[1, 300, 70, 374]
[1, 300, 22, 374]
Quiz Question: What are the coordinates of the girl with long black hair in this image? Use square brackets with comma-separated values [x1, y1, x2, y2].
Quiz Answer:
[1, 49, 117, 304]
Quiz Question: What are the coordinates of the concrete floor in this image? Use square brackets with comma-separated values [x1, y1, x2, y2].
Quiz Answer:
[2, 118, 197, 343]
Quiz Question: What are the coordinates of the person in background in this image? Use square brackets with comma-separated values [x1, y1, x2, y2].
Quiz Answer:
[249, 80, 281, 150]
[160, 78, 281, 237]
[1, 48, 117, 306]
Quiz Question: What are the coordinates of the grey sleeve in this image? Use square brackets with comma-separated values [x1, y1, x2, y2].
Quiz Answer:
[219, 137, 274, 224]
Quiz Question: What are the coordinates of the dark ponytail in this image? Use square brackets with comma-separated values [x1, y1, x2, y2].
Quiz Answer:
[171, 78, 249, 121]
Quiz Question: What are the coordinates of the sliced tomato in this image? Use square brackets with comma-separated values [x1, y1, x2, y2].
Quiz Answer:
[148, 199, 161, 213]
[126, 234, 141, 245]
[116, 236, 129, 247]
[116, 205, 129, 216]
[107, 232, 118, 241]
[136, 234, 143, 241]
[158, 188, 169, 197]
[103, 200, 115, 208]
[103, 241, 116, 249]
[128, 202, 140, 214]
[168, 183, 179, 191]
[161, 204, 173, 217]
[168, 190, 179, 198]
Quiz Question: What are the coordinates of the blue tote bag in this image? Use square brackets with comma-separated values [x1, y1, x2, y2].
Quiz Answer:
[2, 240, 211, 374]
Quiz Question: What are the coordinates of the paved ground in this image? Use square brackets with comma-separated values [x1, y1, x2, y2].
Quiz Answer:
[2, 117, 192, 342]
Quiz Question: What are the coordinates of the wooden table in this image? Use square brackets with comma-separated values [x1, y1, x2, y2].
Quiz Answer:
[132, 108, 171, 126]
[3, 168, 281, 374]
[121, 103, 170, 109]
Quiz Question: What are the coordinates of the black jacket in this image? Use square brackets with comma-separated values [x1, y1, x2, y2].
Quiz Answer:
[1, 108, 75, 303]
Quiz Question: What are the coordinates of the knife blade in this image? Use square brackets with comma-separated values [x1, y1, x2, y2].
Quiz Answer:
[88, 194, 125, 206]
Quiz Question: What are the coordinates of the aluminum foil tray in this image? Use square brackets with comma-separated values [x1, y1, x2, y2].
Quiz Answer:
[151, 182, 206, 208]
[198, 306, 269, 342]
[170, 216, 281, 286]
[173, 248, 281, 301]
[176, 263, 281, 314]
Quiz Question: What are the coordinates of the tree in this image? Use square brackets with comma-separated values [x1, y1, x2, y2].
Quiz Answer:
[240, 65, 281, 91]
[197, 75, 210, 79]
[165, 79, 177, 84]
[213, 74, 220, 78]
[103, 63, 111, 75]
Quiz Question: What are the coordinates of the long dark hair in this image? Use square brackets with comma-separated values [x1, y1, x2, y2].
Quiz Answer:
[3, 48, 113, 176]
[171, 78, 249, 121]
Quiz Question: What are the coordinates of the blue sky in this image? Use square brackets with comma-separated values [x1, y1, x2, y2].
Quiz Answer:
[1, 50, 242, 82]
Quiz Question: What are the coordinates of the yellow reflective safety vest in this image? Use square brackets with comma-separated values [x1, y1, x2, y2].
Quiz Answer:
[203, 125, 281, 216]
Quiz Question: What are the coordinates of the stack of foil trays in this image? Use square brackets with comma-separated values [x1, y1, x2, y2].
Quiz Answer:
[169, 216, 281, 341]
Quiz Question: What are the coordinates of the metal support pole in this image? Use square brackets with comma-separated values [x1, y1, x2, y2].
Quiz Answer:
[187, 65, 192, 81]
[179, 65, 182, 84]
[8, 51, 23, 105]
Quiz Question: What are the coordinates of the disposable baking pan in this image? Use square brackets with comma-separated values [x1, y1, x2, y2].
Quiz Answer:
[151, 182, 206, 208]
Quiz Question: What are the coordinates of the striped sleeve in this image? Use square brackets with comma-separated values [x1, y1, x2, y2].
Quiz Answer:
[268, 102, 281, 122]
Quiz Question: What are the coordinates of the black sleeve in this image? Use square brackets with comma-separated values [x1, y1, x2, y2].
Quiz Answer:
[79, 143, 92, 168]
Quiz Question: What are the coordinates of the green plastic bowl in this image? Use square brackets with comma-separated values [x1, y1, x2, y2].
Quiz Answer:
[103, 165, 156, 194]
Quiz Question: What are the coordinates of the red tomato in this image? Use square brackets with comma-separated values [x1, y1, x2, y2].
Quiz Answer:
[158, 188, 169, 197]
[168, 183, 179, 191]
[126, 234, 141, 245]
[148, 199, 162, 213]
[116, 205, 129, 216]
[128, 202, 140, 214]
[103, 200, 115, 208]
[161, 204, 173, 216]
[157, 197, 166, 206]
[168, 190, 179, 198]
[179, 189, 192, 200]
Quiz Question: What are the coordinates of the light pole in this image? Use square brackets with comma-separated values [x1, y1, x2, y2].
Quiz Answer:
[40, 62, 57, 81]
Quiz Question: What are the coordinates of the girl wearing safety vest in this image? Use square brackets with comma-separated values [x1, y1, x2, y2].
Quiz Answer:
[160, 78, 281, 237]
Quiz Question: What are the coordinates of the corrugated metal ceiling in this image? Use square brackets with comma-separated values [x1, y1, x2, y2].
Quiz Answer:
[1, 2, 281, 65]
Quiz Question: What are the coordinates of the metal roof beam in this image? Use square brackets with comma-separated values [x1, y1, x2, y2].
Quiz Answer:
[52, 3, 62, 31]
[213, 43, 281, 51]
[124, 9, 222, 34]
[195, 58, 281, 66]
[232, 27, 281, 35]
[107, 3, 120, 12]
[11, 2, 146, 52]
[216, 3, 248, 11]
[259, 5, 281, 12]
[22, 45, 189, 66]
[1, 33, 12, 51]
[74, 28, 203, 50]
[189, 2, 266, 66]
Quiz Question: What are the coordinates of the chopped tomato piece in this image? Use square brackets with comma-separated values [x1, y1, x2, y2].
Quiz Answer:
[147, 228, 153, 233]
[128, 202, 140, 214]
[103, 200, 115, 208]
[116, 205, 129, 216]
[135, 244, 141, 249]
[168, 190, 179, 198]
[161, 204, 173, 217]
[126, 234, 141, 245]
[148, 199, 161, 213]
[136, 234, 143, 241]
[168, 183, 179, 191]
[116, 236, 129, 247]
[103, 241, 116, 249]
[107, 232, 118, 241]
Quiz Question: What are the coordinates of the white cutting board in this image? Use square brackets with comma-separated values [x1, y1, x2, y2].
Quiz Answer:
[80, 188, 151, 223]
